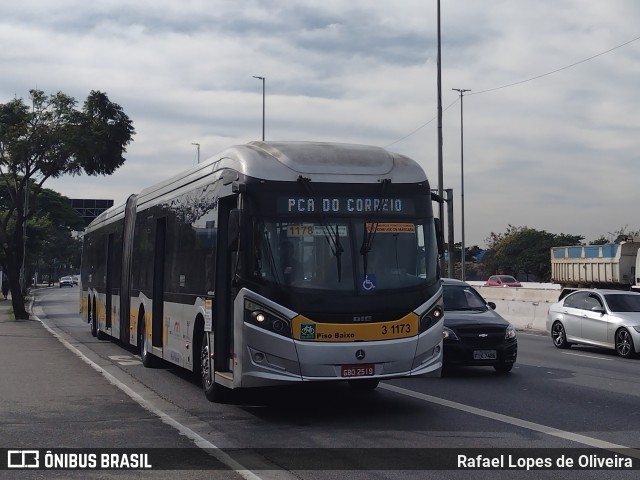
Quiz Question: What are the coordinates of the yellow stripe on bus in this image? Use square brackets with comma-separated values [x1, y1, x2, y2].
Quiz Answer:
[291, 313, 419, 342]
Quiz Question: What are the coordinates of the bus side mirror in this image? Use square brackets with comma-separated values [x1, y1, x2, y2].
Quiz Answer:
[228, 209, 241, 251]
[434, 218, 445, 256]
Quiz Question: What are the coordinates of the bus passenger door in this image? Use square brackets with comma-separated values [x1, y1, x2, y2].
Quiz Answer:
[213, 196, 236, 373]
[105, 233, 114, 331]
[120, 194, 137, 344]
[152, 217, 166, 349]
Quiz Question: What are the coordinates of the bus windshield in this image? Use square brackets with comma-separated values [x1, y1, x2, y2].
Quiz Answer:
[250, 218, 436, 293]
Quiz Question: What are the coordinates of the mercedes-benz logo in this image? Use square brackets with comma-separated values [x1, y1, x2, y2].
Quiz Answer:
[355, 349, 366, 360]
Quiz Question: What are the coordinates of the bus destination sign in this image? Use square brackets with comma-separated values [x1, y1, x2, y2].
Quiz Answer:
[279, 196, 414, 215]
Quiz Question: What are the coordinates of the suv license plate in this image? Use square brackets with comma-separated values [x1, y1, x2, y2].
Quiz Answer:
[474, 350, 497, 360]
[341, 364, 374, 378]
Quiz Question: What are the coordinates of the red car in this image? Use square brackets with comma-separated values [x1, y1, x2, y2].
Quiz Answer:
[485, 275, 522, 287]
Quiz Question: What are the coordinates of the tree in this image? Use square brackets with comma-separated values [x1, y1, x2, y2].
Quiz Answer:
[590, 226, 640, 245]
[445, 242, 484, 279]
[480, 225, 583, 281]
[590, 236, 609, 245]
[24, 187, 86, 284]
[0, 180, 85, 286]
[0, 89, 134, 319]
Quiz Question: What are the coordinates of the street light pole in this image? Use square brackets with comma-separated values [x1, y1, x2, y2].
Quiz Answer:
[191, 142, 200, 164]
[452, 88, 471, 281]
[436, 0, 445, 275]
[253, 76, 265, 141]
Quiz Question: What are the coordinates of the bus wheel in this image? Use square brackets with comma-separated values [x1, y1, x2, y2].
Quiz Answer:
[94, 301, 107, 340]
[348, 379, 380, 391]
[89, 301, 97, 337]
[140, 318, 158, 367]
[96, 323, 107, 340]
[200, 333, 225, 402]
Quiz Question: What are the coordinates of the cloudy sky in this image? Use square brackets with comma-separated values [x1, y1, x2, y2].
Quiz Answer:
[1, 1, 639, 247]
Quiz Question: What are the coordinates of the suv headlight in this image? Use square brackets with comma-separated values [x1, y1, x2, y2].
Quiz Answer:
[443, 326, 459, 341]
[505, 323, 516, 340]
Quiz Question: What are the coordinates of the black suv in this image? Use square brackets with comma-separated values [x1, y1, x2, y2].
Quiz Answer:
[441, 278, 517, 373]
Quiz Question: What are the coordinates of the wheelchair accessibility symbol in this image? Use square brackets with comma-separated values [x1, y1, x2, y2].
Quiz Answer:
[361, 274, 377, 291]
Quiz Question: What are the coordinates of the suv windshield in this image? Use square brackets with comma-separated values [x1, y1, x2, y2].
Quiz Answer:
[443, 284, 487, 311]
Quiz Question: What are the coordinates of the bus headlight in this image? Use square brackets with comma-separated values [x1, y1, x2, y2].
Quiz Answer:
[244, 299, 292, 338]
[419, 305, 443, 333]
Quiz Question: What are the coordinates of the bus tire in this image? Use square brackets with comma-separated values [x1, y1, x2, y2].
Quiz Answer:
[89, 298, 97, 337]
[94, 300, 107, 340]
[348, 379, 380, 391]
[85, 296, 91, 324]
[192, 316, 204, 378]
[139, 314, 158, 367]
[200, 332, 225, 402]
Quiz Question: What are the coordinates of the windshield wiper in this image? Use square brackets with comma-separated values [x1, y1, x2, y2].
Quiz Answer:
[360, 179, 391, 278]
[260, 224, 283, 286]
[327, 223, 344, 281]
[298, 176, 343, 282]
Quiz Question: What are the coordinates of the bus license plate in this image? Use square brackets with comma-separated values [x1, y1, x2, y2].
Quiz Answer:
[341, 364, 374, 378]
[474, 350, 497, 360]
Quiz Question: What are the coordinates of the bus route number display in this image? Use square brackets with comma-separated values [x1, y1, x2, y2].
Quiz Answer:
[287, 224, 348, 237]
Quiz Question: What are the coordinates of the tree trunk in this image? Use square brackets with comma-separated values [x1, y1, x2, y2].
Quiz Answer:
[10, 280, 28, 319]
[4, 251, 28, 320]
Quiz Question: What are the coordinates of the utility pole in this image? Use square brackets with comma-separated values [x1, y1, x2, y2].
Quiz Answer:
[20, 181, 29, 292]
[452, 88, 470, 281]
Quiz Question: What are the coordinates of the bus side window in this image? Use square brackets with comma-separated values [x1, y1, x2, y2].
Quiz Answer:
[228, 209, 241, 251]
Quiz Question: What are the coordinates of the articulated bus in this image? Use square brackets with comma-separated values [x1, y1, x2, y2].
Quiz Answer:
[81, 141, 444, 401]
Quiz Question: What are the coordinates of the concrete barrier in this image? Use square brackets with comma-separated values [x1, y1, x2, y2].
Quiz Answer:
[486, 299, 551, 333]
[466, 282, 561, 334]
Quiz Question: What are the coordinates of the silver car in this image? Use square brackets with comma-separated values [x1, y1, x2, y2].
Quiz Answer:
[546, 289, 640, 358]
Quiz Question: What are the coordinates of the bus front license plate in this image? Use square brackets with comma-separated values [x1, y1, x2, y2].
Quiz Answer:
[341, 364, 374, 378]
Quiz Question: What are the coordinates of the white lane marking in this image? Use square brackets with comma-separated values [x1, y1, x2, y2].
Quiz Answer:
[380, 383, 640, 457]
[561, 351, 614, 361]
[108, 355, 143, 366]
[33, 313, 262, 480]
